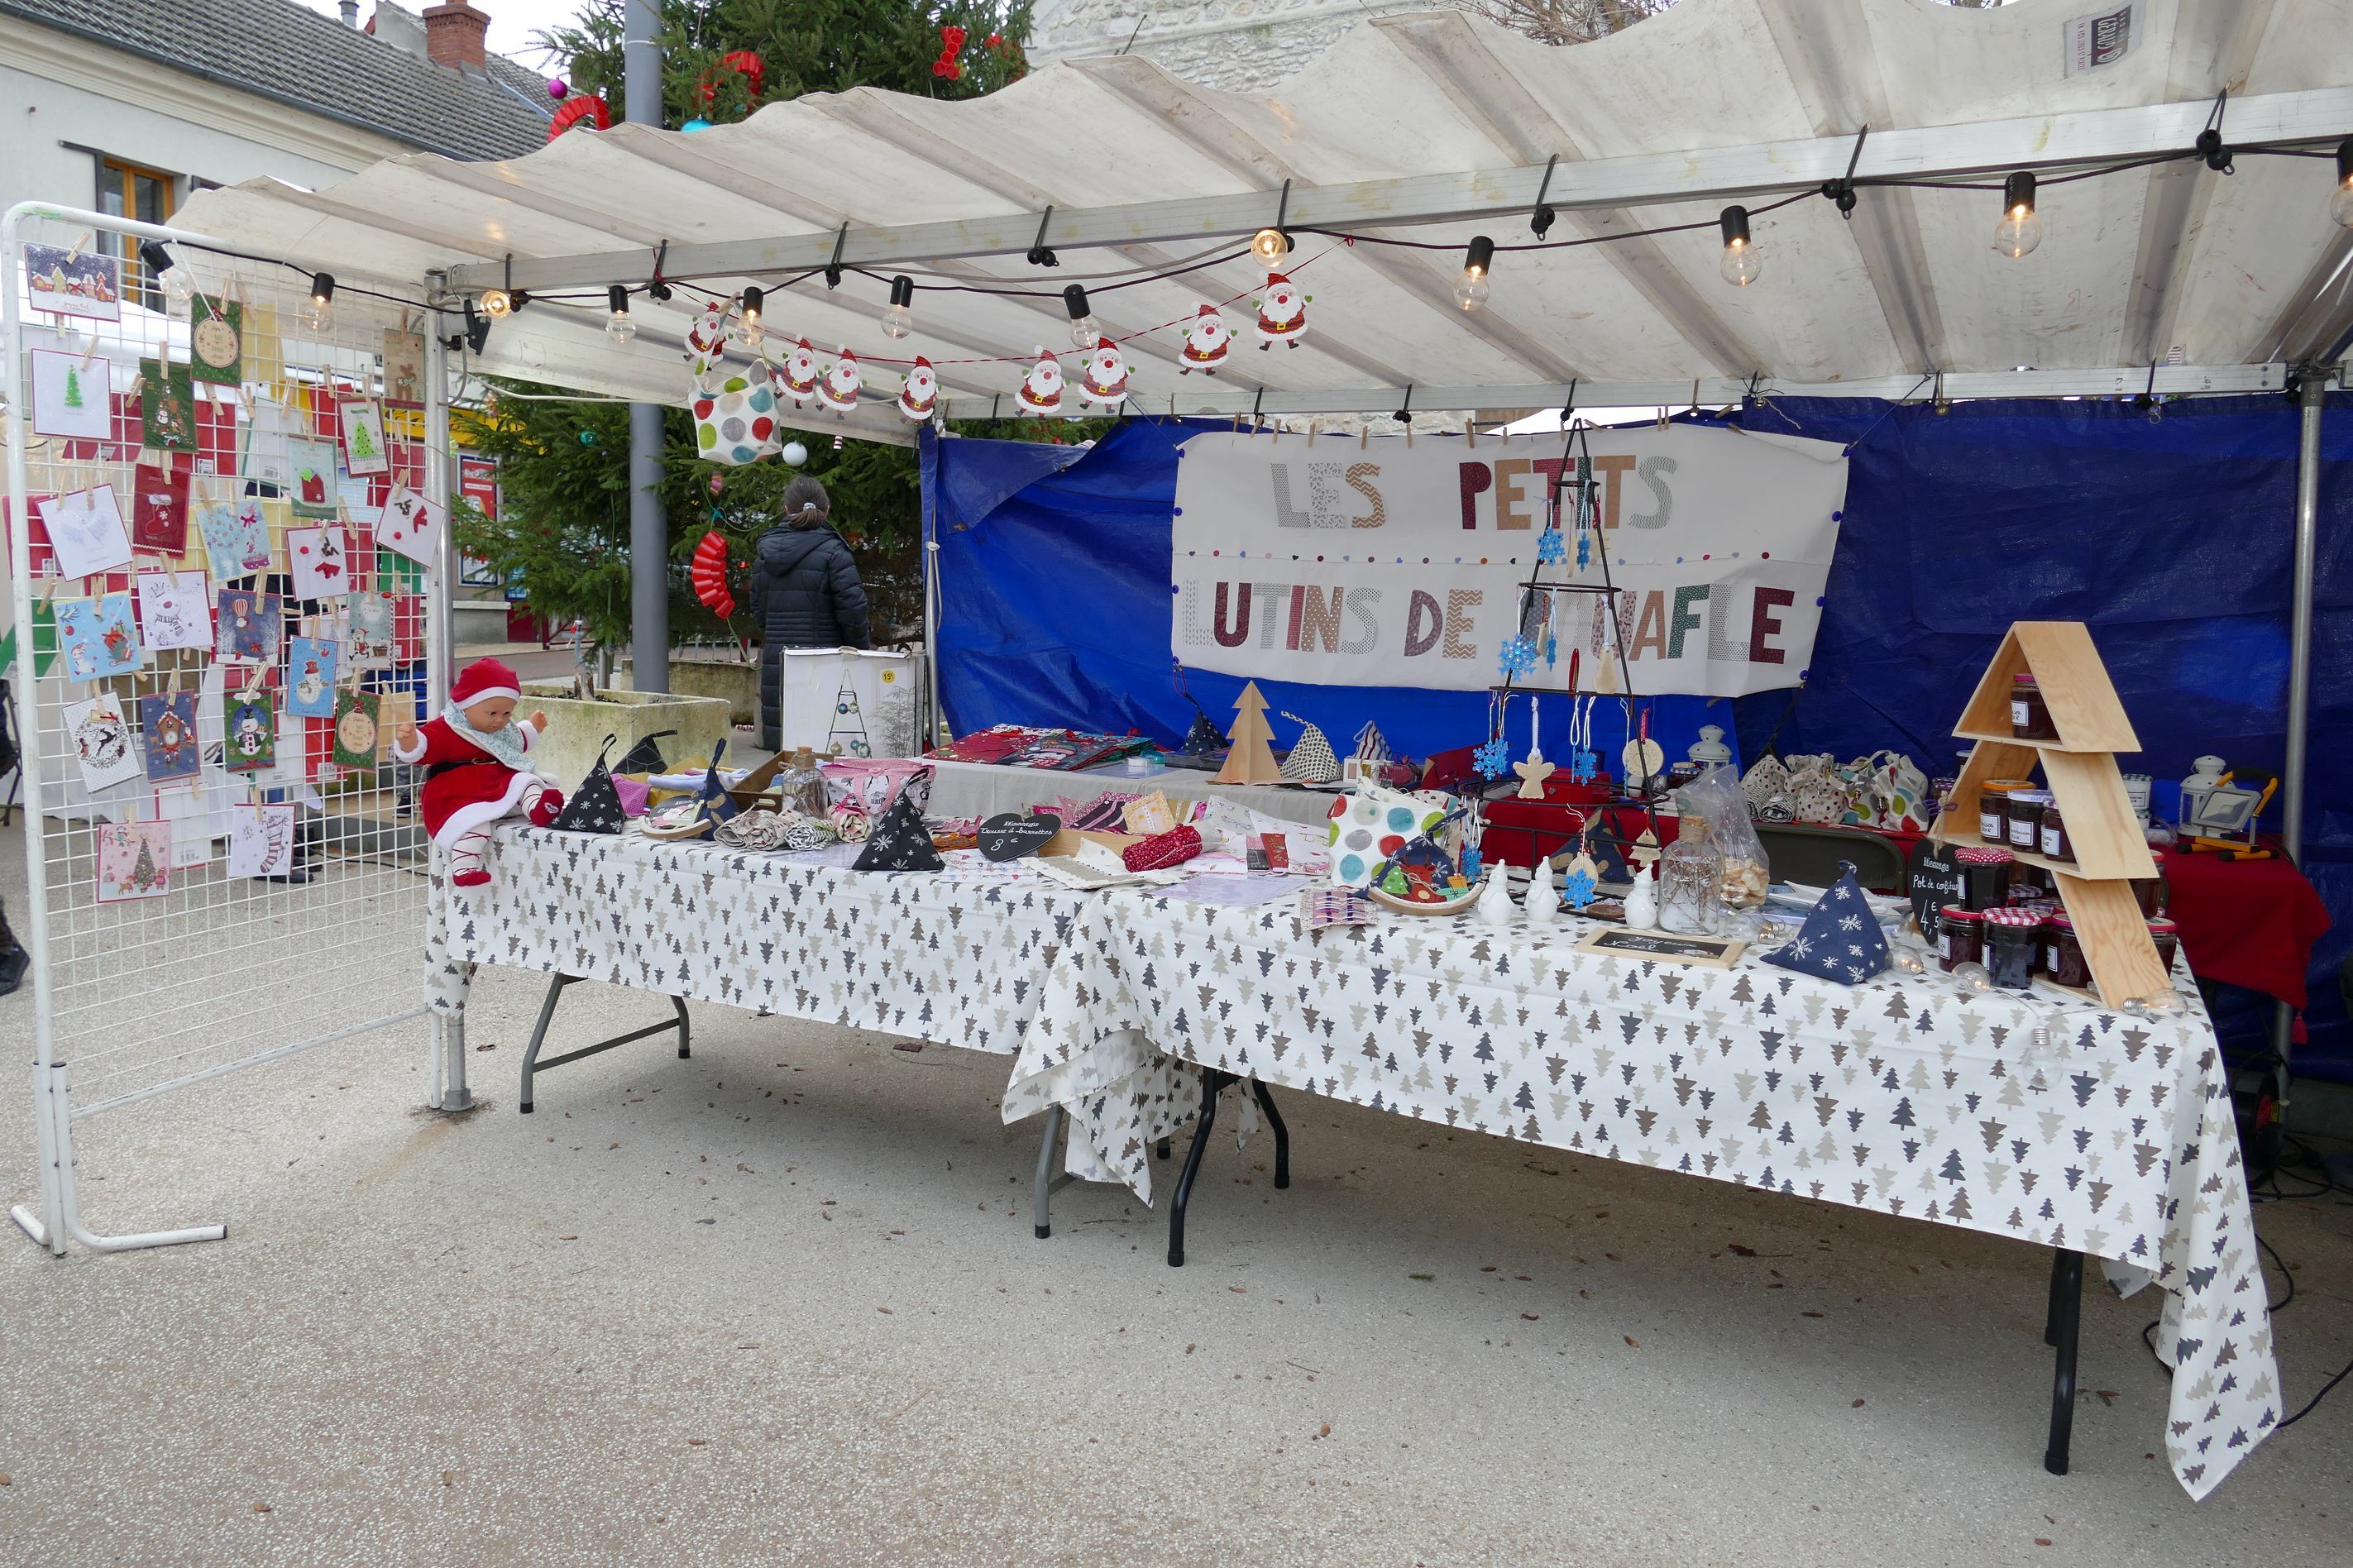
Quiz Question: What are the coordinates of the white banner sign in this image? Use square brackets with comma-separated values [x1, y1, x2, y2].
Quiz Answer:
[1170, 425, 1850, 696]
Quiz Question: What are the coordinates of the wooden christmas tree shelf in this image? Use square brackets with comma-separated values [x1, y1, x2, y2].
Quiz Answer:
[1931, 621, 2169, 1006]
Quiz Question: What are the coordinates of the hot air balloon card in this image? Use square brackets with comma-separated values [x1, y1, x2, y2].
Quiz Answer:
[214, 587, 281, 664]
[138, 691, 203, 785]
[95, 820, 173, 902]
[337, 399, 388, 476]
[285, 525, 349, 600]
[374, 483, 442, 568]
[286, 437, 340, 518]
[285, 637, 339, 718]
[53, 593, 141, 682]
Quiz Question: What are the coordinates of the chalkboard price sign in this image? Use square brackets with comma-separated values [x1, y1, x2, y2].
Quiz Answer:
[1908, 839, 1964, 939]
[1574, 929, 1748, 968]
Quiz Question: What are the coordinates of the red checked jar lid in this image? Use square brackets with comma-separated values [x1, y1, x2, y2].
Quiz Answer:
[1981, 906, 2044, 926]
[1954, 847, 2015, 864]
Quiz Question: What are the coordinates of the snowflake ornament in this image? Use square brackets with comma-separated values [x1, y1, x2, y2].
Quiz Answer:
[1537, 527, 1566, 564]
[1498, 635, 1538, 679]
[1473, 736, 1511, 777]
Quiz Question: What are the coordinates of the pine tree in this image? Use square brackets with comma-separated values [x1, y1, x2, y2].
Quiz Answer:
[350, 420, 377, 461]
[62, 366, 83, 409]
[131, 835, 157, 889]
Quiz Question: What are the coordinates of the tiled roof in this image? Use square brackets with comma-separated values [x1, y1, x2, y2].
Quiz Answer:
[0, 0, 551, 161]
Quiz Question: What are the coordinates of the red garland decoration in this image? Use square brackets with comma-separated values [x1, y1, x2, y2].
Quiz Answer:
[697, 49, 769, 108]
[932, 25, 967, 79]
[546, 93, 611, 141]
[691, 531, 736, 619]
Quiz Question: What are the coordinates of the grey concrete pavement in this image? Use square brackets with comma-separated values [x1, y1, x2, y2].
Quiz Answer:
[0, 834, 2347, 1566]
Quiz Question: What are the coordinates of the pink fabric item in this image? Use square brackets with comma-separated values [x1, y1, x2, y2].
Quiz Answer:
[614, 774, 651, 817]
[1122, 824, 1202, 872]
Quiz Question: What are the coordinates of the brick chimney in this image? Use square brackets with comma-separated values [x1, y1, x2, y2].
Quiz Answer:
[422, 2, 489, 73]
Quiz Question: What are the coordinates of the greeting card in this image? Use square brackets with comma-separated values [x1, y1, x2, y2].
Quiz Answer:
[128, 457, 191, 554]
[241, 399, 296, 494]
[227, 803, 295, 877]
[138, 691, 202, 785]
[36, 485, 133, 578]
[139, 357, 197, 452]
[347, 591, 395, 667]
[29, 348, 112, 440]
[330, 688, 381, 769]
[95, 820, 173, 902]
[65, 694, 141, 791]
[286, 637, 338, 718]
[375, 483, 443, 568]
[136, 569, 212, 651]
[54, 593, 141, 681]
[286, 437, 339, 519]
[223, 689, 277, 773]
[337, 399, 388, 476]
[188, 294, 242, 385]
[215, 588, 281, 663]
[196, 498, 272, 579]
[286, 526, 349, 600]
[24, 243, 121, 322]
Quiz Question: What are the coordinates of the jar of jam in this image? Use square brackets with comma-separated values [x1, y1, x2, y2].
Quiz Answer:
[1954, 846, 2014, 911]
[1978, 778, 2033, 844]
[2038, 799, 2071, 863]
[2131, 872, 2169, 918]
[1938, 905, 1985, 972]
[2045, 915, 2092, 988]
[1982, 907, 2042, 989]
[2007, 788, 2052, 852]
[2011, 673, 2057, 740]
[2147, 917, 2180, 975]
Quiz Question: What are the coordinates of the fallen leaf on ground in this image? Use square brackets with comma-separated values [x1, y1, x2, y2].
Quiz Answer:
[2095, 1390, 2118, 1406]
[557, 1235, 577, 1241]
[1184, 1344, 1195, 1354]
[251, 1503, 271, 1514]
[1229, 1286, 1246, 1294]
[1522, 1312, 1540, 1322]
[1728, 1244, 1758, 1257]
[1852, 1398, 1866, 1408]
[1318, 1423, 1332, 1437]
[1408, 1273, 1434, 1281]
[686, 1439, 707, 1447]
[2035, 1541, 2052, 1548]
[1624, 1336, 1638, 1347]
[1803, 1311, 1825, 1318]
[442, 1471, 455, 1485]
[878, 1307, 892, 1314]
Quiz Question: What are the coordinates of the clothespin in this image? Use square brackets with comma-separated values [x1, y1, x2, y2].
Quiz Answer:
[41, 576, 61, 608]
[1359, 424, 1369, 450]
[66, 230, 90, 263]
[1307, 418, 1318, 447]
[1465, 416, 1477, 449]
[79, 331, 101, 372]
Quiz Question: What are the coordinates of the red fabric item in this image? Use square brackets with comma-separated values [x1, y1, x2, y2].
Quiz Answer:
[1123, 825, 1202, 872]
[2159, 842, 2332, 1014]
[400, 715, 540, 848]
[451, 657, 521, 705]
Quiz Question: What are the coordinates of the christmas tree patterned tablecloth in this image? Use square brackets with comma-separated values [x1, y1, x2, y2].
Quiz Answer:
[423, 827, 1112, 1059]
[1000, 896, 2279, 1502]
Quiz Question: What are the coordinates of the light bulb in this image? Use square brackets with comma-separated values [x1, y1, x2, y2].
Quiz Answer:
[302, 271, 335, 332]
[481, 288, 514, 318]
[739, 284, 765, 347]
[160, 265, 197, 306]
[1993, 171, 2041, 259]
[1718, 205, 1760, 287]
[1063, 282, 1098, 348]
[2331, 139, 2353, 227]
[879, 275, 914, 339]
[1251, 227, 1290, 267]
[605, 284, 635, 343]
[1453, 235, 1495, 312]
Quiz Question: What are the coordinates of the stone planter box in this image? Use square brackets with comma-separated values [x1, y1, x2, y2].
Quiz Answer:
[620, 653, 761, 727]
[519, 685, 734, 790]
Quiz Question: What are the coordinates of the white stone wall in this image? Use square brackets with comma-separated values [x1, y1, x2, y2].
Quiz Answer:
[1029, 1, 1427, 92]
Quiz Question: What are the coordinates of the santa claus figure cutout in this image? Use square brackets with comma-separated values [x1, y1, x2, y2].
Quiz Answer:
[1017, 348, 1064, 414]
[1179, 304, 1231, 374]
[1078, 342, 1130, 408]
[392, 657, 565, 888]
[779, 338, 822, 404]
[897, 357, 938, 421]
[816, 347, 862, 416]
[1255, 273, 1308, 349]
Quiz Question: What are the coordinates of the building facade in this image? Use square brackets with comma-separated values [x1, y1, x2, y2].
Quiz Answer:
[1026, 1, 1428, 93]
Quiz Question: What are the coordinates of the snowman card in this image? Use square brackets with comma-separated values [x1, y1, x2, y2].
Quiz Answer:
[95, 820, 173, 902]
[285, 526, 350, 600]
[128, 458, 191, 554]
[227, 802, 295, 877]
[374, 483, 442, 569]
[29, 348, 112, 441]
[347, 590, 395, 667]
[214, 587, 281, 664]
[222, 689, 276, 773]
[138, 358, 198, 452]
[138, 691, 203, 785]
[330, 688, 381, 769]
[65, 694, 141, 792]
[286, 437, 339, 519]
[196, 497, 272, 580]
[53, 593, 141, 681]
[135, 570, 212, 652]
[337, 399, 388, 476]
[36, 485, 133, 579]
[285, 637, 339, 718]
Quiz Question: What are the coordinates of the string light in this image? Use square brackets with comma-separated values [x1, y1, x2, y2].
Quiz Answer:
[881, 275, 915, 338]
[481, 287, 516, 318]
[136, 240, 195, 306]
[2331, 138, 2353, 227]
[1251, 227, 1291, 267]
[1718, 206, 1761, 287]
[1064, 283, 1099, 348]
[605, 284, 635, 343]
[302, 272, 336, 332]
[1994, 171, 2043, 259]
[740, 285, 765, 347]
[1453, 236, 1495, 312]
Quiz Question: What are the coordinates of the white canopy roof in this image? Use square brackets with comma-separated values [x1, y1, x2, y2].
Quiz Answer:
[177, 0, 2353, 444]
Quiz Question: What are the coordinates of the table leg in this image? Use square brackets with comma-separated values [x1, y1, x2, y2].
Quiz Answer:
[1156, 1137, 1171, 1161]
[1251, 1079, 1290, 1188]
[1032, 1104, 1065, 1240]
[519, 973, 568, 1115]
[2043, 1247, 2084, 1475]
[1168, 1067, 1232, 1269]
[672, 993, 692, 1059]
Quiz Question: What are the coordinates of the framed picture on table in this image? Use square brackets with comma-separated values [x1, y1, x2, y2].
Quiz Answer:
[1575, 928, 1747, 969]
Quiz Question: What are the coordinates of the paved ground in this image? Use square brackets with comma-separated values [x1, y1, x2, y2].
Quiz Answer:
[0, 838, 2347, 1566]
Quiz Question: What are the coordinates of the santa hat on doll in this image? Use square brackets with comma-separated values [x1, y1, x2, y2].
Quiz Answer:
[451, 657, 522, 709]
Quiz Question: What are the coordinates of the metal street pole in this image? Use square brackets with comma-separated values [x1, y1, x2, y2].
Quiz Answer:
[2269, 370, 2326, 1111]
[625, 0, 669, 691]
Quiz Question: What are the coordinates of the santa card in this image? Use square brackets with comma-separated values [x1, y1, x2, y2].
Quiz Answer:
[53, 593, 141, 681]
[128, 457, 191, 554]
[337, 399, 388, 476]
[136, 570, 212, 652]
[286, 525, 349, 600]
[95, 820, 172, 902]
[138, 691, 202, 786]
[29, 348, 112, 441]
[374, 484, 442, 569]
[227, 802, 295, 877]
[65, 693, 141, 792]
[36, 485, 133, 579]
[285, 637, 339, 719]
[346, 591, 395, 667]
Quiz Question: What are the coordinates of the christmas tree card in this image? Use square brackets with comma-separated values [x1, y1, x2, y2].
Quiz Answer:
[65, 693, 141, 791]
[138, 691, 202, 785]
[189, 295, 242, 385]
[337, 399, 388, 476]
[223, 689, 276, 773]
[36, 485, 133, 579]
[286, 437, 340, 519]
[285, 525, 349, 600]
[53, 592, 141, 681]
[95, 820, 173, 902]
[285, 636, 338, 718]
[227, 802, 295, 877]
[215, 587, 281, 664]
[29, 347, 112, 440]
[330, 688, 381, 769]
[136, 569, 212, 651]
[196, 497, 272, 580]
[138, 358, 197, 452]
[374, 483, 443, 568]
[128, 457, 191, 554]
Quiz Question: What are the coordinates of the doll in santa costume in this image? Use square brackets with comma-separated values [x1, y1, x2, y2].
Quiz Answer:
[391, 657, 564, 888]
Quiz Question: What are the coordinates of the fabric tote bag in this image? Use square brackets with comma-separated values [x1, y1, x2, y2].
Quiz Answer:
[551, 734, 628, 834]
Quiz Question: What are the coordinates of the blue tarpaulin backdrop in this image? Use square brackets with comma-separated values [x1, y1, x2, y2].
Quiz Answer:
[921, 394, 2351, 1078]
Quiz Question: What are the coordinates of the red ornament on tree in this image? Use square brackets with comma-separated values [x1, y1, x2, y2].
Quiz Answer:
[932, 25, 967, 79]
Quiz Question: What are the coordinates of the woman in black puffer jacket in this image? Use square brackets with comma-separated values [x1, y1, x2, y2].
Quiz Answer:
[748, 476, 870, 749]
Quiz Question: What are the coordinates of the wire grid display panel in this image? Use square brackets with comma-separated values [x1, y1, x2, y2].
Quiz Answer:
[8, 216, 440, 1117]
